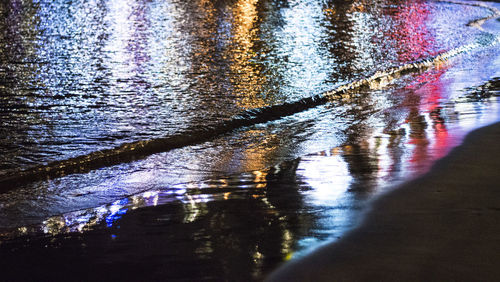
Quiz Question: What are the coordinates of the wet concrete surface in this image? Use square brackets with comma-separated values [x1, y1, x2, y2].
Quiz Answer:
[0, 0, 500, 281]
[0, 164, 308, 281]
[267, 121, 500, 281]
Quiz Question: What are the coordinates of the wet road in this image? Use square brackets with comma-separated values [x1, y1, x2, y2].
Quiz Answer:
[0, 0, 499, 280]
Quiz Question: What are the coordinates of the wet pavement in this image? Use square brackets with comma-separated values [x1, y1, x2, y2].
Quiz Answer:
[0, 0, 499, 280]
[267, 120, 500, 282]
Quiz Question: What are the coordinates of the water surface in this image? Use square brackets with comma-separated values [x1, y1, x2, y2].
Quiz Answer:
[0, 0, 499, 280]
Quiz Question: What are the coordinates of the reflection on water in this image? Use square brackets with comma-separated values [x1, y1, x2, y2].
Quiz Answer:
[1, 0, 500, 280]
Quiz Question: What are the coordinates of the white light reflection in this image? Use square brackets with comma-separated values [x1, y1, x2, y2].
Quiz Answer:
[297, 152, 352, 206]
[182, 194, 212, 224]
[454, 97, 500, 129]
[348, 10, 379, 71]
[104, 0, 136, 80]
[289, 152, 353, 258]
[272, 0, 335, 100]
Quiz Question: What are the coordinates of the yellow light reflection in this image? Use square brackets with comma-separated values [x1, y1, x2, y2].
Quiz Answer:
[323, 8, 336, 17]
[330, 147, 341, 156]
[17, 227, 28, 235]
[347, 3, 366, 13]
[42, 217, 68, 235]
[252, 170, 267, 188]
[219, 179, 229, 189]
[281, 229, 293, 257]
[230, 0, 267, 109]
[183, 195, 200, 223]
[212, 129, 280, 173]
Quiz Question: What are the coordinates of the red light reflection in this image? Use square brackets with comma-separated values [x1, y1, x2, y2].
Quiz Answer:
[386, 2, 453, 173]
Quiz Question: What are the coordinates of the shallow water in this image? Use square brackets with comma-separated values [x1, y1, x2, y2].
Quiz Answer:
[0, 0, 499, 280]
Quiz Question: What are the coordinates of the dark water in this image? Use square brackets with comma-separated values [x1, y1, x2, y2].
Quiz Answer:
[0, 0, 499, 280]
